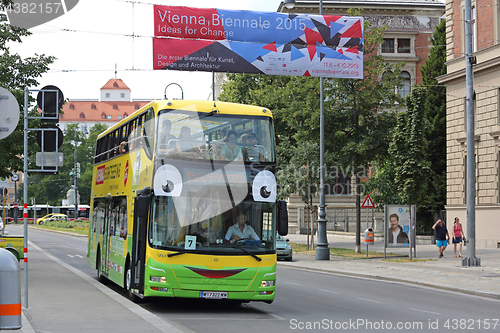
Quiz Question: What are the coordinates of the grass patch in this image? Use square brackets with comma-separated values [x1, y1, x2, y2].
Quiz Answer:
[33, 220, 89, 235]
[290, 242, 402, 259]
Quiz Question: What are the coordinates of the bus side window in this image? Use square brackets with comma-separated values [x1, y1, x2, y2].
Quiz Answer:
[95, 139, 102, 164]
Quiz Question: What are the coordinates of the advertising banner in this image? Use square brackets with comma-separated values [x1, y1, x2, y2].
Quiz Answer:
[384, 205, 416, 248]
[153, 5, 363, 78]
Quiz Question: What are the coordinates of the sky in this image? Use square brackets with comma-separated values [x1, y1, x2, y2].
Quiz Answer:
[6, 0, 284, 101]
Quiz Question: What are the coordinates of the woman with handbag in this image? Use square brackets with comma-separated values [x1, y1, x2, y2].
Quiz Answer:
[452, 217, 465, 258]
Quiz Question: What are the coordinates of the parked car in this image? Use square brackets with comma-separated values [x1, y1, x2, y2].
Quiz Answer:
[276, 234, 293, 261]
[36, 213, 68, 225]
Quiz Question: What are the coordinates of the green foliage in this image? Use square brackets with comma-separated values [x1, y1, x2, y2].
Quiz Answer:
[389, 87, 431, 206]
[417, 19, 447, 231]
[42, 219, 88, 229]
[367, 21, 446, 234]
[220, 11, 403, 207]
[277, 139, 331, 206]
[0, 13, 56, 178]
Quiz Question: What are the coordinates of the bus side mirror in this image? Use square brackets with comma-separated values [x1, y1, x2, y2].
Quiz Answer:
[277, 200, 288, 236]
[137, 187, 152, 219]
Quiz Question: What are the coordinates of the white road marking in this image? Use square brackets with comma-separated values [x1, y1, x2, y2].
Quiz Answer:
[285, 282, 301, 286]
[357, 297, 383, 304]
[318, 288, 338, 294]
[410, 308, 440, 315]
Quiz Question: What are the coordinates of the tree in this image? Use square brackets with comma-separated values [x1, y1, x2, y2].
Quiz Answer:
[418, 19, 447, 232]
[322, 11, 403, 252]
[389, 87, 431, 260]
[277, 139, 331, 248]
[0, 13, 56, 178]
[220, 10, 404, 253]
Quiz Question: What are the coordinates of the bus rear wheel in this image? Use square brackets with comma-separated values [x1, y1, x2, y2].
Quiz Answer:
[96, 250, 107, 283]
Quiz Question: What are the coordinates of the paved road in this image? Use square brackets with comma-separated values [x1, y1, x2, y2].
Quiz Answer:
[8, 225, 500, 333]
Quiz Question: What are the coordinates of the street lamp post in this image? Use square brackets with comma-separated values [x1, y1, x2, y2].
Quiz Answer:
[283, 0, 329, 260]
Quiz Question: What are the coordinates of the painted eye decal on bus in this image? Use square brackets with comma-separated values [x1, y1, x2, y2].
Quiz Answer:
[154, 164, 183, 196]
[252, 170, 276, 203]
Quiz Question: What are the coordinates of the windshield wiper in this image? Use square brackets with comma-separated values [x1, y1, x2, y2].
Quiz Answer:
[199, 110, 217, 120]
[228, 245, 262, 262]
[167, 251, 186, 257]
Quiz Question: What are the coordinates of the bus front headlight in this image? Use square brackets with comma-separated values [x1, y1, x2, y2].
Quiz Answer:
[261, 280, 275, 287]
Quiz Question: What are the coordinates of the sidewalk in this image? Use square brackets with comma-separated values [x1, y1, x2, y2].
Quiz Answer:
[19, 241, 188, 333]
[281, 232, 500, 299]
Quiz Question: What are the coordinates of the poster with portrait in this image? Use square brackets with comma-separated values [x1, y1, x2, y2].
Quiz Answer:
[384, 205, 416, 248]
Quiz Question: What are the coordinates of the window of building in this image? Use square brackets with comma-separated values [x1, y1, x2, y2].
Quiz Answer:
[399, 71, 411, 98]
[79, 112, 85, 119]
[69, 104, 74, 109]
[135, 105, 140, 110]
[107, 115, 112, 120]
[123, 113, 128, 118]
[113, 82, 118, 88]
[397, 39, 411, 53]
[382, 38, 394, 53]
[382, 38, 412, 54]
[121, 93, 125, 98]
[101, 113, 106, 119]
[105, 93, 110, 98]
[117, 115, 122, 120]
[113, 104, 117, 110]
[91, 104, 96, 110]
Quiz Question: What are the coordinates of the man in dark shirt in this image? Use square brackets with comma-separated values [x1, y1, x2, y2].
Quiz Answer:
[432, 219, 450, 258]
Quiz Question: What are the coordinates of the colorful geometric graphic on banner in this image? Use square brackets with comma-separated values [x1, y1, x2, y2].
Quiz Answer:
[153, 5, 363, 79]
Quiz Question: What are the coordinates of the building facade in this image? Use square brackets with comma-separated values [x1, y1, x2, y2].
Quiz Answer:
[59, 79, 150, 134]
[277, 0, 445, 233]
[438, 0, 500, 248]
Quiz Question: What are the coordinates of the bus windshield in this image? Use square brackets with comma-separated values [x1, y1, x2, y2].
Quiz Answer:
[156, 109, 275, 163]
[149, 195, 276, 254]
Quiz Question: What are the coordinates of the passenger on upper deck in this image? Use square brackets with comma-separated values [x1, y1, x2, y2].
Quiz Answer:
[220, 130, 243, 161]
[158, 119, 176, 153]
[240, 132, 262, 162]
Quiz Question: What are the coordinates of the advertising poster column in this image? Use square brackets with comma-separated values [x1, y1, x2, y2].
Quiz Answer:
[384, 205, 416, 258]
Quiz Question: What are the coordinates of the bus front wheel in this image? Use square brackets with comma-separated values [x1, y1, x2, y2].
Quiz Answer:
[125, 261, 140, 303]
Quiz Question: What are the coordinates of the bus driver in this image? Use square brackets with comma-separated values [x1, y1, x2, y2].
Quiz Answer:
[225, 212, 260, 243]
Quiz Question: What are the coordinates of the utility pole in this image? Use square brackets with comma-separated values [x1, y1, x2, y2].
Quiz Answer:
[463, 0, 480, 267]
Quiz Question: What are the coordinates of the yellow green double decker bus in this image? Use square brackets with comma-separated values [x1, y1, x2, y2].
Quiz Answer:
[87, 99, 288, 303]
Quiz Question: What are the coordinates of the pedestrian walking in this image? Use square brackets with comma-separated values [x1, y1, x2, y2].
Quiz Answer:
[432, 219, 450, 258]
[452, 217, 465, 258]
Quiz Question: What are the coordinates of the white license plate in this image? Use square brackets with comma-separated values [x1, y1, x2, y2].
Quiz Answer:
[277, 251, 284, 255]
[200, 291, 228, 299]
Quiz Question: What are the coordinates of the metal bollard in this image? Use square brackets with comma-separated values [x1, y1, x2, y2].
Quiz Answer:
[0, 248, 22, 330]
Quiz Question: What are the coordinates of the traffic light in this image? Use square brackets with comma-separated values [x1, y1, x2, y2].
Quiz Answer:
[37, 85, 64, 123]
[35, 85, 65, 174]
[36, 85, 64, 152]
